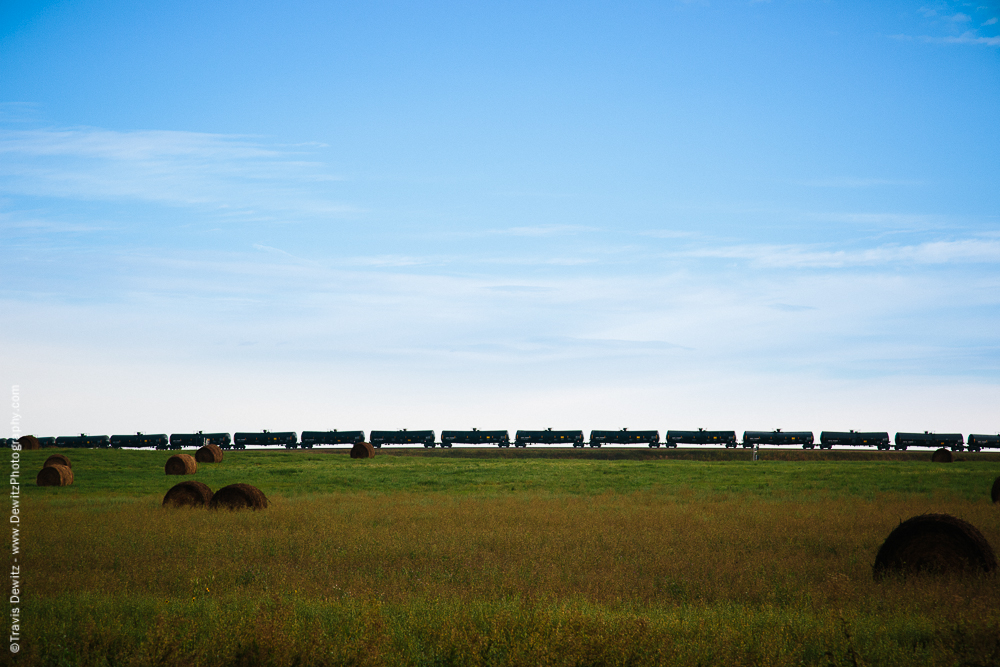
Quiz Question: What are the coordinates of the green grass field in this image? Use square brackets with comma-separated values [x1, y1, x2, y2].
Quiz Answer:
[13, 447, 1000, 666]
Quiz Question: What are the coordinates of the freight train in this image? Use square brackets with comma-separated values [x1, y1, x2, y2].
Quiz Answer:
[14, 428, 1000, 451]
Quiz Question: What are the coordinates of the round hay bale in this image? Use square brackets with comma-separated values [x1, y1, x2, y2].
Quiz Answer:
[36, 464, 73, 487]
[991, 477, 1000, 504]
[873, 513, 997, 579]
[351, 441, 376, 459]
[195, 444, 224, 463]
[17, 435, 40, 450]
[165, 454, 197, 475]
[931, 448, 953, 463]
[209, 483, 267, 511]
[43, 454, 71, 469]
[162, 481, 214, 508]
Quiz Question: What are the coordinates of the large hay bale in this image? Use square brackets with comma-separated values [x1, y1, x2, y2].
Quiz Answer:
[43, 454, 71, 469]
[17, 435, 40, 450]
[351, 441, 376, 459]
[209, 483, 268, 511]
[873, 513, 997, 578]
[931, 448, 953, 463]
[165, 454, 197, 475]
[991, 477, 1000, 504]
[163, 481, 214, 508]
[195, 444, 224, 463]
[36, 464, 73, 486]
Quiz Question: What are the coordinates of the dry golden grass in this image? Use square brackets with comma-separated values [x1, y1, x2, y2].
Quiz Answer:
[29, 491, 1000, 614]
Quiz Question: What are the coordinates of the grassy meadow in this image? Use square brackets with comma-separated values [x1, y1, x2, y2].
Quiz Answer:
[13, 447, 1000, 666]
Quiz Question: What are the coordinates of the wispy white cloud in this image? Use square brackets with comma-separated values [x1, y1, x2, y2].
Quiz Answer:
[770, 303, 817, 312]
[483, 285, 552, 293]
[0, 102, 45, 124]
[890, 31, 1000, 45]
[251, 243, 314, 263]
[799, 177, 924, 188]
[901, 2, 999, 45]
[341, 255, 440, 267]
[485, 225, 597, 237]
[933, 30, 1000, 44]
[640, 229, 699, 239]
[0, 126, 356, 217]
[686, 238, 1000, 268]
[0, 210, 111, 234]
[802, 211, 950, 228]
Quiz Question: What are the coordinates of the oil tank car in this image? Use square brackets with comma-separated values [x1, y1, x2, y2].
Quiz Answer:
[588, 429, 660, 448]
[440, 429, 510, 448]
[109, 433, 168, 449]
[514, 428, 584, 448]
[967, 434, 999, 452]
[742, 430, 815, 449]
[894, 432, 964, 451]
[819, 431, 891, 450]
[369, 430, 436, 448]
[168, 432, 232, 450]
[233, 430, 298, 449]
[666, 429, 737, 448]
[55, 434, 111, 448]
[300, 430, 365, 448]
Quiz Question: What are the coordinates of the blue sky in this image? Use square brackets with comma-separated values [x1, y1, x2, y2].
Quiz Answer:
[1, 0, 998, 437]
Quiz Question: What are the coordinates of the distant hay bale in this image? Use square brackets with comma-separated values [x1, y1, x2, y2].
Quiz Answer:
[163, 481, 214, 508]
[992, 477, 1000, 504]
[195, 444, 224, 463]
[165, 454, 197, 475]
[351, 442, 376, 459]
[931, 448, 953, 463]
[209, 483, 268, 511]
[18, 435, 40, 450]
[36, 464, 73, 487]
[44, 454, 71, 469]
[873, 513, 997, 579]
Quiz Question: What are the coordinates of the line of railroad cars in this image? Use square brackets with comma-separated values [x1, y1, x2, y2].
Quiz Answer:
[15, 428, 1000, 451]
